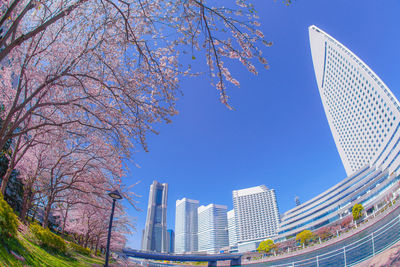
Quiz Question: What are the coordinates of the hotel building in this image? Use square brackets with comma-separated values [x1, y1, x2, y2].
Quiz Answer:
[276, 26, 400, 240]
[233, 185, 280, 252]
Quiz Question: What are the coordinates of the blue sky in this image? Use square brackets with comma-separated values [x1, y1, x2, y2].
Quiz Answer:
[123, 0, 400, 249]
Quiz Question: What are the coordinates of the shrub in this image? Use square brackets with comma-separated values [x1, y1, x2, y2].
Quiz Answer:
[352, 203, 364, 221]
[0, 192, 18, 244]
[257, 239, 276, 254]
[69, 242, 91, 256]
[296, 230, 314, 246]
[30, 223, 67, 254]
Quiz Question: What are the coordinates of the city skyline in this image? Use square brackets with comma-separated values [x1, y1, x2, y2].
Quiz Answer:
[125, 1, 400, 249]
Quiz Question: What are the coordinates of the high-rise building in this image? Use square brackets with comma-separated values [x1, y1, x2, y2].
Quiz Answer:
[227, 209, 237, 248]
[166, 229, 175, 253]
[175, 198, 199, 253]
[309, 25, 400, 176]
[275, 25, 400, 241]
[198, 204, 229, 253]
[232, 185, 280, 252]
[142, 181, 168, 252]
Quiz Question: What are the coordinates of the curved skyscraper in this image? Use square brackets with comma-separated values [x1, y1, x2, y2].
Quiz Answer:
[309, 25, 400, 175]
[276, 26, 400, 241]
[142, 181, 168, 252]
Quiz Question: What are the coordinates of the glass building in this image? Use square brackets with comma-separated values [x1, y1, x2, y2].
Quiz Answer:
[175, 198, 199, 253]
[232, 185, 280, 252]
[142, 181, 168, 252]
[167, 229, 175, 253]
[198, 204, 229, 253]
[227, 209, 237, 248]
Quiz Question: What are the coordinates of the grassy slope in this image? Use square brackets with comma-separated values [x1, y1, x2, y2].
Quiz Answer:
[0, 233, 104, 267]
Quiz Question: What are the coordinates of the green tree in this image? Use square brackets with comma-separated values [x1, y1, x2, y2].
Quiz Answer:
[296, 230, 314, 246]
[257, 239, 276, 253]
[352, 203, 364, 221]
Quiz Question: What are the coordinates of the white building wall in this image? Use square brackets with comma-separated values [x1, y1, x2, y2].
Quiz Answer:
[198, 204, 229, 253]
[232, 185, 280, 252]
[174, 198, 198, 253]
[309, 25, 400, 175]
[227, 209, 237, 247]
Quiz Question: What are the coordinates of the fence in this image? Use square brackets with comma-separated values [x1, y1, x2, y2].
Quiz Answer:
[272, 212, 400, 266]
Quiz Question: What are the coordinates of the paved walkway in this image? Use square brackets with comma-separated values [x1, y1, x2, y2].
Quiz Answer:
[355, 239, 400, 267]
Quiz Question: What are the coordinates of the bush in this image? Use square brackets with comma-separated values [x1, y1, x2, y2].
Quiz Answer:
[296, 230, 314, 246]
[352, 203, 364, 221]
[30, 223, 67, 254]
[69, 242, 91, 256]
[0, 192, 19, 244]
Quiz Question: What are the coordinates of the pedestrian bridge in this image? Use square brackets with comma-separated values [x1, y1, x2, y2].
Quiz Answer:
[122, 249, 242, 266]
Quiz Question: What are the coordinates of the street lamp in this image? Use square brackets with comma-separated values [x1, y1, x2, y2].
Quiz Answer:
[105, 190, 123, 267]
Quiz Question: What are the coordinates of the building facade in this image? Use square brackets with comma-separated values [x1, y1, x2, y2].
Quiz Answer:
[276, 26, 400, 241]
[227, 209, 237, 248]
[232, 185, 280, 252]
[175, 198, 199, 253]
[198, 204, 229, 253]
[142, 181, 168, 252]
[277, 166, 398, 239]
[167, 229, 175, 253]
[309, 25, 400, 176]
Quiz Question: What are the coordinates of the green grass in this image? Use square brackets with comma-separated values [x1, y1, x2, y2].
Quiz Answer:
[0, 232, 104, 267]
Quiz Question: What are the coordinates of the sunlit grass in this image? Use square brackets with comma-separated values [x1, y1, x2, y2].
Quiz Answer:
[0, 232, 104, 267]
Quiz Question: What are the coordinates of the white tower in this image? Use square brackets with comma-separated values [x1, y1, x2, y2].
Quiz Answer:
[232, 185, 280, 252]
[174, 198, 199, 253]
[309, 25, 400, 175]
[227, 209, 237, 247]
[198, 204, 229, 253]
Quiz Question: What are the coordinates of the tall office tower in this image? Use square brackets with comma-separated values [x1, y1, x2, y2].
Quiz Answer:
[141, 229, 145, 250]
[175, 198, 199, 253]
[142, 181, 168, 252]
[227, 209, 237, 248]
[166, 229, 175, 253]
[233, 185, 280, 252]
[198, 204, 229, 253]
[309, 25, 400, 175]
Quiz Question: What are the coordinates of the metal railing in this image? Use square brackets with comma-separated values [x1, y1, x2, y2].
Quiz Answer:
[272, 210, 400, 267]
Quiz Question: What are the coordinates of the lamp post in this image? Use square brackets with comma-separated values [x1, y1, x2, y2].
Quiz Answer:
[105, 190, 123, 267]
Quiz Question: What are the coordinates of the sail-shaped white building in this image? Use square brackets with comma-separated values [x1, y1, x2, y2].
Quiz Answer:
[276, 26, 400, 240]
[309, 25, 400, 176]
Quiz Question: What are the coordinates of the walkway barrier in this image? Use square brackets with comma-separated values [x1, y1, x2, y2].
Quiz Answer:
[268, 211, 400, 267]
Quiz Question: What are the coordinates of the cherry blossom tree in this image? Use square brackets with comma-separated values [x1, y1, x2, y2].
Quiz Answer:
[0, 0, 275, 174]
[0, 0, 291, 250]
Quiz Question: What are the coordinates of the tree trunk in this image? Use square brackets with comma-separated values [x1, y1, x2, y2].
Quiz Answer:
[19, 181, 34, 223]
[0, 166, 13, 195]
[95, 237, 100, 254]
[42, 198, 53, 228]
[31, 205, 38, 222]
[62, 204, 70, 235]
